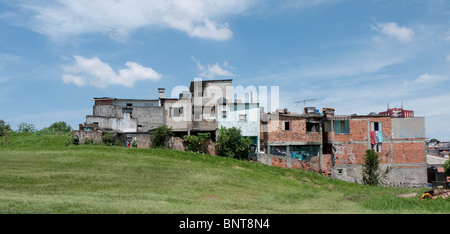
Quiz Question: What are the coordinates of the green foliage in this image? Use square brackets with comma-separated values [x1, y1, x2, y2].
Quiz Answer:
[41, 121, 73, 133]
[84, 138, 94, 145]
[429, 138, 438, 143]
[0, 120, 11, 137]
[443, 159, 450, 177]
[183, 133, 211, 154]
[362, 149, 380, 186]
[151, 125, 173, 148]
[17, 123, 37, 133]
[102, 132, 120, 146]
[215, 126, 252, 160]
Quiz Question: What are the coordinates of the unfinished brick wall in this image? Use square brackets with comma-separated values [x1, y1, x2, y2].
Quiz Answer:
[392, 142, 426, 164]
[266, 115, 322, 144]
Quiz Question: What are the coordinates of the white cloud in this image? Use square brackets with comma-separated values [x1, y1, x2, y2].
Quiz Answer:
[373, 22, 414, 42]
[403, 74, 447, 86]
[62, 55, 162, 88]
[413, 74, 446, 83]
[13, 0, 254, 41]
[192, 57, 235, 79]
[62, 74, 86, 87]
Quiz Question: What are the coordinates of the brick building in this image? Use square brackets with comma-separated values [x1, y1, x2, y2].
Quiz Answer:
[259, 108, 427, 188]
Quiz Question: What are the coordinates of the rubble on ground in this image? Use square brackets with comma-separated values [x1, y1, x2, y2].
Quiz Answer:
[420, 188, 450, 199]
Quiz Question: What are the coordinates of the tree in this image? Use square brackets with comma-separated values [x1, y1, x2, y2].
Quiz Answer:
[102, 132, 120, 146]
[215, 126, 252, 160]
[17, 123, 36, 133]
[362, 149, 391, 186]
[0, 120, 10, 137]
[443, 159, 450, 177]
[362, 149, 380, 186]
[0, 119, 11, 145]
[183, 132, 211, 154]
[44, 121, 73, 133]
[151, 125, 173, 148]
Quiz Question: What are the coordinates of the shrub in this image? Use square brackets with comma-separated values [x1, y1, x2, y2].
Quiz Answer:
[17, 123, 37, 133]
[215, 126, 252, 160]
[443, 159, 450, 177]
[362, 149, 391, 186]
[151, 125, 173, 148]
[84, 138, 94, 145]
[42, 121, 73, 133]
[102, 132, 120, 146]
[183, 133, 211, 154]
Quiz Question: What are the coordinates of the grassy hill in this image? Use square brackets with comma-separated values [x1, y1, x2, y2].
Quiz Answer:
[0, 133, 448, 214]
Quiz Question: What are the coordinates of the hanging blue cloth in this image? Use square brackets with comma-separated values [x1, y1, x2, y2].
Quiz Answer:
[377, 131, 383, 143]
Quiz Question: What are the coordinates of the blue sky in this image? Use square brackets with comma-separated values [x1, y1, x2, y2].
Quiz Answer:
[0, 0, 449, 140]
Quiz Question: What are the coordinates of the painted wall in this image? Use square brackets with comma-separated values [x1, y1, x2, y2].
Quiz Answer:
[218, 103, 260, 152]
[92, 105, 164, 132]
[86, 113, 137, 132]
[391, 117, 425, 139]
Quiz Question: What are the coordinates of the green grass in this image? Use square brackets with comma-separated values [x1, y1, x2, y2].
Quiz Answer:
[0, 133, 448, 214]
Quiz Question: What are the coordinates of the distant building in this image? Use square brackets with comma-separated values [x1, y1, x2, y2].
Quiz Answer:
[379, 107, 414, 118]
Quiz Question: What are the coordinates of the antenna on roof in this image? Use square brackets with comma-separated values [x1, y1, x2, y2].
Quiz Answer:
[294, 99, 317, 109]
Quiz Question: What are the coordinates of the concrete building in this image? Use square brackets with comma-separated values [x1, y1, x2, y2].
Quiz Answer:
[218, 102, 261, 156]
[74, 96, 165, 148]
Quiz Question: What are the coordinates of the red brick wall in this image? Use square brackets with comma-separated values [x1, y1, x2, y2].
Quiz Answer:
[266, 116, 321, 143]
[392, 142, 426, 164]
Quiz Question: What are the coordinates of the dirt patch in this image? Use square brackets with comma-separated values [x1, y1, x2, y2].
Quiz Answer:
[233, 165, 250, 171]
[397, 193, 417, 198]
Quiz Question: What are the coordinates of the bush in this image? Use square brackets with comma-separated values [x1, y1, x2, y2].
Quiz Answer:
[215, 126, 252, 160]
[84, 138, 94, 145]
[183, 133, 211, 154]
[151, 125, 173, 148]
[102, 132, 120, 146]
[443, 159, 450, 177]
[17, 123, 37, 133]
[42, 121, 73, 133]
[362, 149, 391, 186]
[362, 149, 379, 186]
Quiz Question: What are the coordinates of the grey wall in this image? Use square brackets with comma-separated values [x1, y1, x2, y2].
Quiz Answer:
[391, 117, 425, 139]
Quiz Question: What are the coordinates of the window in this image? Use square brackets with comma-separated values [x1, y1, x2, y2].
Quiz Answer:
[306, 122, 319, 133]
[372, 143, 382, 153]
[222, 111, 227, 118]
[270, 146, 287, 156]
[371, 122, 382, 131]
[285, 121, 290, 130]
[170, 107, 184, 117]
[126, 103, 133, 107]
[239, 114, 247, 122]
[290, 145, 319, 161]
[282, 121, 291, 131]
[325, 120, 349, 134]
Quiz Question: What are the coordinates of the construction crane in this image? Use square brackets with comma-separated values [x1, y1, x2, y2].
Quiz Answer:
[294, 99, 317, 109]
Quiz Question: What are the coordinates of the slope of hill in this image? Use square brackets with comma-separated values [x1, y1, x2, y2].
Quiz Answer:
[0, 133, 448, 214]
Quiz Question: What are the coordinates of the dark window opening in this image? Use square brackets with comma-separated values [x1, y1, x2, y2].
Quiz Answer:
[306, 122, 319, 132]
[283, 121, 291, 131]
